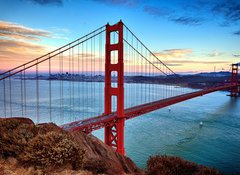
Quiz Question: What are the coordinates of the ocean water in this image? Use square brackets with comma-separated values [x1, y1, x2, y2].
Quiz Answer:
[93, 91, 240, 174]
[0, 80, 239, 174]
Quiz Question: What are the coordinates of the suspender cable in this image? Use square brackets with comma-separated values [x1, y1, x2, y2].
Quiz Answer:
[36, 62, 39, 123]
[86, 36, 88, 119]
[68, 46, 71, 120]
[93, 31, 96, 116]
[21, 71, 23, 116]
[24, 66, 26, 116]
[82, 39, 84, 118]
[72, 46, 75, 120]
[49, 55, 52, 121]
[3, 79, 6, 117]
[59, 49, 62, 122]
[78, 42, 80, 118]
[60, 51, 64, 122]
[91, 34, 93, 116]
[9, 72, 12, 117]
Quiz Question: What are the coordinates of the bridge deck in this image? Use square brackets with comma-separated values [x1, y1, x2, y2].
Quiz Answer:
[62, 84, 237, 133]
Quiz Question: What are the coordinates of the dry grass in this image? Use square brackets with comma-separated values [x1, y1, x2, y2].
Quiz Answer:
[0, 157, 93, 175]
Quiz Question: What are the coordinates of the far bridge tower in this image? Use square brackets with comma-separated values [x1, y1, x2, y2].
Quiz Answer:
[230, 63, 239, 97]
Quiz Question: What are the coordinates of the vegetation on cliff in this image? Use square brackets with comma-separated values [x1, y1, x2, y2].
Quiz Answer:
[0, 118, 142, 175]
[146, 155, 222, 175]
[0, 118, 223, 175]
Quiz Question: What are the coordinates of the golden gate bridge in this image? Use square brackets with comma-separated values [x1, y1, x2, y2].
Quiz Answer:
[0, 21, 239, 155]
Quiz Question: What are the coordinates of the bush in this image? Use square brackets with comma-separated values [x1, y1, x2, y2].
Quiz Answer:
[19, 131, 85, 171]
[146, 155, 222, 175]
[0, 119, 35, 158]
[83, 158, 108, 174]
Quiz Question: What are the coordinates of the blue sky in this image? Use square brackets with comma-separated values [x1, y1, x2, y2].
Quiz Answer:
[0, 0, 239, 73]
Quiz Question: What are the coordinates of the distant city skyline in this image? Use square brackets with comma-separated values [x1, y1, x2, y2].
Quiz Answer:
[0, 0, 239, 73]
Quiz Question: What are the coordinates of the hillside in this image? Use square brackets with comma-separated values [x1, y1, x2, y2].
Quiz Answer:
[0, 117, 142, 175]
[0, 118, 223, 175]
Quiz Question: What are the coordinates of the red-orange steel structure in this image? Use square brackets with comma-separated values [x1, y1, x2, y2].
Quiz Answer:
[1, 20, 239, 156]
[62, 22, 239, 155]
[230, 64, 239, 97]
[62, 84, 238, 134]
[104, 21, 125, 154]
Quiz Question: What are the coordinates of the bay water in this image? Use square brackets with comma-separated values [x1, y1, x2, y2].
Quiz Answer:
[0, 80, 239, 174]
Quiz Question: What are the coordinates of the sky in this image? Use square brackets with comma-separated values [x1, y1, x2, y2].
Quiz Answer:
[0, 0, 239, 73]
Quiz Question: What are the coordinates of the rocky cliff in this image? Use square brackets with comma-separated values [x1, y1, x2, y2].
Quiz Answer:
[0, 117, 143, 175]
[0, 117, 223, 175]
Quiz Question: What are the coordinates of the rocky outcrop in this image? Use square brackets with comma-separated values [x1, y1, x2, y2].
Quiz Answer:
[0, 117, 224, 175]
[0, 117, 143, 175]
[71, 131, 142, 175]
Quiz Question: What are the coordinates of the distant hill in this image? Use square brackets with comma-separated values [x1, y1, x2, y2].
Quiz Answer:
[194, 71, 231, 77]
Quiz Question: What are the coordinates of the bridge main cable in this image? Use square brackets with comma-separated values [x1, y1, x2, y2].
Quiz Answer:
[0, 25, 106, 81]
[123, 23, 179, 78]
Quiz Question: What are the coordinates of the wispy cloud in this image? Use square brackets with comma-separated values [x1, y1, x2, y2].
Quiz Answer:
[145, 1, 240, 27]
[212, 0, 240, 23]
[154, 49, 193, 58]
[50, 27, 71, 34]
[28, 0, 63, 6]
[165, 63, 183, 67]
[233, 30, 240, 35]
[233, 54, 240, 57]
[0, 21, 52, 70]
[170, 16, 203, 26]
[162, 60, 229, 65]
[92, 0, 138, 7]
[207, 49, 224, 57]
[143, 6, 171, 17]
[0, 21, 51, 41]
[0, 39, 47, 55]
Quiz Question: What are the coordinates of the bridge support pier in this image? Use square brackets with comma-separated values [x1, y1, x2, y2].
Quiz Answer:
[230, 64, 239, 97]
[104, 21, 125, 154]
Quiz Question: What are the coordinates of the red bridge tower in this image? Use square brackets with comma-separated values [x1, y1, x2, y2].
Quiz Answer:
[104, 21, 125, 154]
[230, 63, 239, 97]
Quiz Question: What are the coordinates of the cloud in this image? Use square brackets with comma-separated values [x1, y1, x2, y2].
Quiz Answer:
[143, 6, 171, 17]
[92, 0, 138, 7]
[171, 16, 203, 26]
[0, 39, 47, 55]
[165, 63, 183, 66]
[161, 60, 229, 65]
[154, 49, 193, 58]
[0, 21, 52, 70]
[233, 30, 240, 35]
[0, 21, 51, 41]
[233, 54, 240, 57]
[28, 0, 63, 6]
[212, 0, 240, 23]
[207, 50, 224, 57]
[0, 32, 40, 41]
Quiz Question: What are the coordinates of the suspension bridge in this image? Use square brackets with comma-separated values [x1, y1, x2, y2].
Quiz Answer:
[0, 21, 239, 155]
